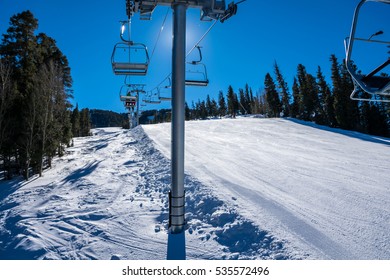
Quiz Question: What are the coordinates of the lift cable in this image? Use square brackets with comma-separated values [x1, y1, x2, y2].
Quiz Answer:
[236, 0, 247, 5]
[144, 0, 248, 99]
[147, 19, 218, 95]
[186, 19, 218, 58]
[150, 7, 170, 65]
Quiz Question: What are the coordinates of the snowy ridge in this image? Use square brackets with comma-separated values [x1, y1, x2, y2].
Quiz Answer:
[1, 118, 389, 260]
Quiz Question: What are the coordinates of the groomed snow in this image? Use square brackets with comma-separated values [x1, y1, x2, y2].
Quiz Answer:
[1, 118, 389, 259]
[143, 117, 390, 260]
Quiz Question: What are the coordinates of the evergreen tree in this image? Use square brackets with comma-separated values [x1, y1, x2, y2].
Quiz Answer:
[296, 64, 321, 121]
[238, 88, 248, 115]
[2, 11, 43, 179]
[218, 90, 227, 117]
[305, 73, 321, 122]
[264, 73, 281, 117]
[0, 58, 13, 155]
[185, 102, 191, 120]
[340, 59, 360, 130]
[80, 108, 91, 137]
[290, 78, 300, 118]
[274, 62, 290, 117]
[0, 57, 15, 179]
[227, 85, 238, 118]
[199, 100, 207, 119]
[210, 98, 218, 117]
[71, 104, 81, 137]
[316, 66, 335, 126]
[206, 94, 212, 116]
[244, 84, 252, 114]
[330, 54, 352, 129]
[244, 84, 255, 114]
[0, 11, 73, 179]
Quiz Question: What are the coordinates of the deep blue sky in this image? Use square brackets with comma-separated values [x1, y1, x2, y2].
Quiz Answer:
[1, 0, 389, 113]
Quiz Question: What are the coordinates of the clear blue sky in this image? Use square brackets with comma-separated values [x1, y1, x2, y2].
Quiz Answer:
[1, 0, 389, 113]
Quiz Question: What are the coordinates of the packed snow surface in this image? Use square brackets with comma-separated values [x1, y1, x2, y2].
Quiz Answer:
[1, 118, 389, 260]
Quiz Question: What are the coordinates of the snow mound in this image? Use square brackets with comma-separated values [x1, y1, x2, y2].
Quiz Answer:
[132, 126, 292, 260]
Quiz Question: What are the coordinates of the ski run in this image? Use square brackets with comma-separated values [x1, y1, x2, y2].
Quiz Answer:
[1, 117, 389, 260]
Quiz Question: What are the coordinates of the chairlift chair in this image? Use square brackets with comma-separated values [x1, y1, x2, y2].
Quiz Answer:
[120, 95, 137, 103]
[111, 42, 150, 76]
[111, 20, 150, 76]
[142, 95, 161, 104]
[145, 99, 161, 104]
[159, 95, 172, 101]
[125, 100, 137, 108]
[120, 95, 137, 108]
[185, 46, 209, 86]
[156, 86, 172, 101]
[345, 0, 390, 101]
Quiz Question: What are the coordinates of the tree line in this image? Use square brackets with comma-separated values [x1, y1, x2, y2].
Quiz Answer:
[0, 11, 90, 180]
[179, 56, 389, 137]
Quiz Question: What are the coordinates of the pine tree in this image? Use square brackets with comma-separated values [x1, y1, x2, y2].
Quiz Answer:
[206, 94, 212, 117]
[71, 104, 81, 137]
[210, 98, 218, 117]
[185, 102, 191, 120]
[330, 54, 353, 129]
[80, 108, 91, 137]
[199, 100, 207, 119]
[0, 58, 13, 154]
[0, 11, 73, 179]
[0, 57, 15, 179]
[340, 59, 360, 130]
[1, 11, 41, 180]
[316, 66, 335, 126]
[238, 88, 247, 115]
[218, 90, 227, 117]
[274, 62, 290, 117]
[264, 73, 281, 117]
[227, 85, 238, 118]
[305, 73, 320, 122]
[290, 78, 300, 118]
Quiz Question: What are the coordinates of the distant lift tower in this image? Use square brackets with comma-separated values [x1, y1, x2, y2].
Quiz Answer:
[127, 0, 238, 234]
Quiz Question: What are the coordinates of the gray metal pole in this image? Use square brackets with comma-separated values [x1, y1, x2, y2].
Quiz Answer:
[169, 3, 186, 234]
[128, 111, 132, 129]
[136, 90, 140, 127]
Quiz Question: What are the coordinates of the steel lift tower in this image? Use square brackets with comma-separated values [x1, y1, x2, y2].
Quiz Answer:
[126, 0, 238, 234]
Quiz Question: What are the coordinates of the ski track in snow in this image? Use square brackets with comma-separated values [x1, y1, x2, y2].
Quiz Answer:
[1, 118, 389, 260]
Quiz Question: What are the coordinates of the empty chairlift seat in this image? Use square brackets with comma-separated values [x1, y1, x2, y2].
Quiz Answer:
[111, 42, 150, 76]
[185, 46, 209, 86]
[345, 0, 390, 100]
[185, 62, 209, 86]
[360, 59, 390, 93]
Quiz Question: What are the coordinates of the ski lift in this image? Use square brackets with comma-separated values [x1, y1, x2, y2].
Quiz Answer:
[159, 90, 172, 101]
[118, 84, 138, 108]
[142, 94, 161, 104]
[122, 95, 137, 108]
[185, 46, 209, 86]
[111, 21, 150, 76]
[111, 42, 150, 76]
[120, 92, 137, 108]
[157, 78, 172, 101]
[345, 0, 390, 101]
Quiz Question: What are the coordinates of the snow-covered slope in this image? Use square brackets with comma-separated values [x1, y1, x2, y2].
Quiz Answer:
[1, 118, 389, 260]
[143, 118, 390, 260]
